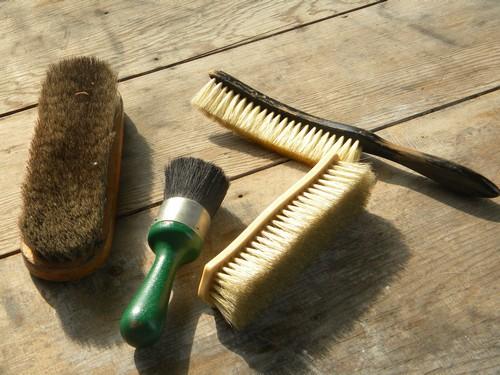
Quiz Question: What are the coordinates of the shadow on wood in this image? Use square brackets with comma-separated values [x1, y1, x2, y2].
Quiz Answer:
[31, 113, 154, 347]
[369, 156, 500, 222]
[209, 131, 285, 164]
[118, 114, 157, 215]
[212, 212, 409, 374]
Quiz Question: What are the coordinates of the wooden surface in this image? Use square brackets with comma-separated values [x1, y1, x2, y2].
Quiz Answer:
[1, 1, 499, 374]
[0, 0, 376, 113]
[3, 0, 500, 256]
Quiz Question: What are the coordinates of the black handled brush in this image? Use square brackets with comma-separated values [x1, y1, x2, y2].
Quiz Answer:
[120, 157, 229, 348]
[192, 71, 499, 198]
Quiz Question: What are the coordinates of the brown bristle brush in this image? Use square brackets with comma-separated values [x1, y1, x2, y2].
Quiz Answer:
[19, 56, 124, 281]
[192, 71, 499, 198]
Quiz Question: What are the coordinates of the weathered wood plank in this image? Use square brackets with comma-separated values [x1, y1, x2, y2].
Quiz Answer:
[1, 0, 499, 256]
[0, 0, 376, 114]
[0, 91, 498, 374]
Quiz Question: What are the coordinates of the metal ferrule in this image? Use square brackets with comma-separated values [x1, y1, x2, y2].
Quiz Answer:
[155, 197, 211, 239]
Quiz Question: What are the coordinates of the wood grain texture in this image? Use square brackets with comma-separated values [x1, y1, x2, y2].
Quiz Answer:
[0, 0, 375, 114]
[1, 0, 500, 256]
[0, 91, 498, 374]
[202, 70, 499, 197]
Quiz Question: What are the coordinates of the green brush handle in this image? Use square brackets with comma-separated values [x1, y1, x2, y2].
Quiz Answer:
[120, 221, 203, 348]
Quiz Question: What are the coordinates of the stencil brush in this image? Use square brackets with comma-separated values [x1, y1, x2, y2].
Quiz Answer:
[19, 57, 124, 281]
[192, 71, 499, 198]
[120, 157, 229, 348]
[198, 144, 375, 329]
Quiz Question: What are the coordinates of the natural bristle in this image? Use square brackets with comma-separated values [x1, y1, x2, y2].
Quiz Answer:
[165, 157, 229, 218]
[19, 56, 119, 262]
[191, 77, 361, 164]
[206, 160, 375, 329]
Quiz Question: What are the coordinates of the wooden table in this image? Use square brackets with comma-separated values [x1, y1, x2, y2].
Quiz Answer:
[1, 1, 499, 374]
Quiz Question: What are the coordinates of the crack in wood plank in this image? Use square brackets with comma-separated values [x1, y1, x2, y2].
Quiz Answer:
[0, 0, 381, 115]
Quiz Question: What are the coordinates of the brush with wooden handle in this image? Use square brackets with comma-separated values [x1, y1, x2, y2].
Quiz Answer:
[19, 57, 124, 281]
[198, 141, 375, 329]
[120, 157, 229, 348]
[192, 71, 499, 198]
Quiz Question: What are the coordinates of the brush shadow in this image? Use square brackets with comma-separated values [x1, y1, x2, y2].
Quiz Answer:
[133, 207, 246, 375]
[367, 156, 500, 222]
[32, 113, 154, 347]
[209, 132, 499, 222]
[212, 211, 409, 374]
[119, 114, 157, 212]
[209, 132, 284, 163]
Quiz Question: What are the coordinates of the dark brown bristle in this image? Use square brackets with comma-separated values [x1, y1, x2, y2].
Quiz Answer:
[19, 56, 118, 262]
[164, 157, 229, 218]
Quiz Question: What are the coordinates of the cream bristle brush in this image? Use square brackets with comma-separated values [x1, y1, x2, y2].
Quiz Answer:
[198, 144, 375, 329]
[192, 71, 499, 198]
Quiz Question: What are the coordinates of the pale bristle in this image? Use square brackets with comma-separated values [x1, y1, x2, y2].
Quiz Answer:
[191, 79, 362, 164]
[208, 161, 375, 329]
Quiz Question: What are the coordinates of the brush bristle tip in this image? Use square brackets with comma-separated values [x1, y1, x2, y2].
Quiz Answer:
[164, 157, 229, 218]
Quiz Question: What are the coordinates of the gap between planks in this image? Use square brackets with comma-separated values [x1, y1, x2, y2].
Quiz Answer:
[371, 84, 500, 132]
[0, 0, 386, 121]
[76, 83, 500, 217]
[2, 85, 498, 261]
[2, 0, 500, 259]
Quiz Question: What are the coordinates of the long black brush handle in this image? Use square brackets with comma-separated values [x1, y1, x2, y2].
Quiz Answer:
[210, 71, 499, 198]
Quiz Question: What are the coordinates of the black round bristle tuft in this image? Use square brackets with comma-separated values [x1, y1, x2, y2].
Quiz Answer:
[164, 157, 230, 218]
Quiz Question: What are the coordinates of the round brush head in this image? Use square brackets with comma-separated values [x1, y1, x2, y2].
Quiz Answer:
[164, 157, 229, 219]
